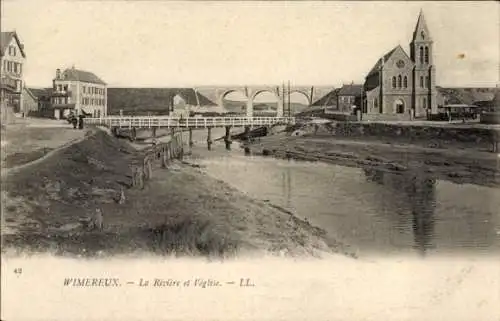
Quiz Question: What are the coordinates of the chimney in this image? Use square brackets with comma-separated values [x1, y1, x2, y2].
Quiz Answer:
[56, 69, 61, 79]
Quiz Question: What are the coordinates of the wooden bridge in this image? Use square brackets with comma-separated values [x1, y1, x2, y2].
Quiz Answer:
[84, 116, 295, 150]
[84, 116, 295, 129]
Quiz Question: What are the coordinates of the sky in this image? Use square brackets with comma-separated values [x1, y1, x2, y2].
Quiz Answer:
[2, 0, 499, 92]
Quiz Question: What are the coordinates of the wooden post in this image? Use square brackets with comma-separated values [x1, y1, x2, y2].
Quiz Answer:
[143, 160, 149, 181]
[224, 126, 232, 150]
[207, 127, 212, 150]
[148, 159, 153, 178]
[131, 127, 137, 141]
[118, 187, 126, 204]
[189, 128, 194, 147]
[161, 146, 167, 168]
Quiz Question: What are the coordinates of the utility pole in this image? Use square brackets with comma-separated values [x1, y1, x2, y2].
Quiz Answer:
[282, 81, 285, 117]
[287, 80, 291, 117]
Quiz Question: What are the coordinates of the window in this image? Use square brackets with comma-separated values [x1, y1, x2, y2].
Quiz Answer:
[423, 97, 427, 109]
[81, 97, 84, 105]
[420, 76, 424, 88]
[19, 64, 22, 74]
[425, 76, 430, 88]
[83, 86, 86, 94]
[374, 98, 378, 109]
[424, 46, 429, 64]
[419, 46, 424, 64]
[403, 76, 408, 88]
[397, 75, 402, 88]
[392, 76, 396, 88]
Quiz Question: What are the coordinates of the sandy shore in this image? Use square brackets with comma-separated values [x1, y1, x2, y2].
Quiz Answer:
[245, 132, 500, 187]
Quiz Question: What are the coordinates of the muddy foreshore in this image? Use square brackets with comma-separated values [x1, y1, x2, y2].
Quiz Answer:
[244, 132, 500, 188]
[1, 129, 355, 259]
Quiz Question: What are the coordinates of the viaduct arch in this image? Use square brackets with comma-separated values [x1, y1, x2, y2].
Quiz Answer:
[215, 85, 317, 117]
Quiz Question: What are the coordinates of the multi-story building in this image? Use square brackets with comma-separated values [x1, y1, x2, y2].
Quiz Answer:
[51, 66, 107, 119]
[362, 10, 437, 119]
[0, 31, 26, 115]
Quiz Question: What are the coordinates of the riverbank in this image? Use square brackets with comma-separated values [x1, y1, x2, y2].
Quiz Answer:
[245, 131, 500, 188]
[1, 129, 354, 259]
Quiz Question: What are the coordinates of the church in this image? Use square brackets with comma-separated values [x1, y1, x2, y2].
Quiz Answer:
[362, 10, 438, 120]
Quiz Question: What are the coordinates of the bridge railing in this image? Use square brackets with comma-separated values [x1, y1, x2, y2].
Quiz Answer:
[84, 116, 295, 128]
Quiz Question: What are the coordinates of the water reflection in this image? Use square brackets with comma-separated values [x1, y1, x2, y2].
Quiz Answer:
[190, 143, 500, 257]
[364, 169, 436, 256]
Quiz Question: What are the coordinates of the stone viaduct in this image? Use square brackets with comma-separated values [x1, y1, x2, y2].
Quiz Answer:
[162, 86, 335, 116]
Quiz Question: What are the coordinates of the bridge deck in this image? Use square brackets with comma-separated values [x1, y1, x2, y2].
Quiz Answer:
[84, 116, 295, 128]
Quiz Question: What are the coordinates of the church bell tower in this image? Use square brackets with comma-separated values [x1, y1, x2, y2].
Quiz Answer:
[410, 10, 437, 116]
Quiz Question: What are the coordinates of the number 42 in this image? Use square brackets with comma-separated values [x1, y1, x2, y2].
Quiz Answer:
[14, 268, 22, 275]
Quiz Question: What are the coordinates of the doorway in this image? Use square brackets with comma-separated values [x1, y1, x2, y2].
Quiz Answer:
[395, 99, 405, 114]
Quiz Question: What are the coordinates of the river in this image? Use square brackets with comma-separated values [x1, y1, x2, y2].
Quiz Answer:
[181, 128, 500, 258]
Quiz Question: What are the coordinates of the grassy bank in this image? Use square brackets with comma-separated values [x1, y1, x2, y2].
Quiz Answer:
[1, 129, 354, 259]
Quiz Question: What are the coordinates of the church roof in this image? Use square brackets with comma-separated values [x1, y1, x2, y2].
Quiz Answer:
[365, 45, 400, 78]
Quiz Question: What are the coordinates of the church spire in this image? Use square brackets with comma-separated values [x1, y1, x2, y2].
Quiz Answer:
[412, 10, 432, 42]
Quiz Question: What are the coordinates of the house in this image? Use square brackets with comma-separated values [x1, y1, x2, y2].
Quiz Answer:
[1, 31, 26, 115]
[362, 10, 437, 120]
[337, 83, 363, 113]
[21, 87, 38, 114]
[29, 88, 52, 111]
[51, 66, 107, 119]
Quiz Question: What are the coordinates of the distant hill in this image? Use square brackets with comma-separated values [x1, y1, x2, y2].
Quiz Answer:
[107, 88, 217, 115]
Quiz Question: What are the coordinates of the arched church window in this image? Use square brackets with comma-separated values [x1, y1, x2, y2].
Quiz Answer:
[392, 76, 396, 88]
[424, 46, 429, 64]
[397, 75, 402, 88]
[420, 76, 424, 88]
[403, 76, 408, 88]
[419, 46, 424, 64]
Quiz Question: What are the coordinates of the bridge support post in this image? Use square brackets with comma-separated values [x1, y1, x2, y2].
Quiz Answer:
[188, 128, 194, 148]
[244, 126, 251, 142]
[207, 127, 212, 150]
[224, 126, 232, 150]
[152, 127, 157, 138]
[130, 127, 137, 141]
